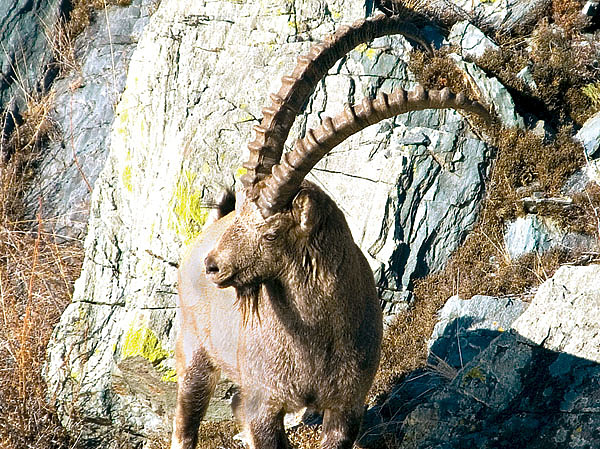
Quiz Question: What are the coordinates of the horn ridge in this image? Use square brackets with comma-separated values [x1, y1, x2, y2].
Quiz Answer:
[257, 85, 493, 216]
[242, 13, 433, 188]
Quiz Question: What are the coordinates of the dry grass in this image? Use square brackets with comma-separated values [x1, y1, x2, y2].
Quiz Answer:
[66, 0, 133, 39]
[0, 102, 84, 449]
[0, 4, 101, 449]
[0, 226, 83, 449]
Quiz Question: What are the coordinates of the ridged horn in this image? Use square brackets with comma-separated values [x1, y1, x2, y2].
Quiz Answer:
[240, 14, 431, 189]
[256, 86, 493, 216]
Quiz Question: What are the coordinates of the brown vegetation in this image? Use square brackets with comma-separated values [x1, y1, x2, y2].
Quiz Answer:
[0, 1, 131, 448]
[373, 0, 600, 404]
[0, 90, 83, 448]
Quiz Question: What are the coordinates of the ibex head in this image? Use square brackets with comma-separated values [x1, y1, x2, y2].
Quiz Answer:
[205, 181, 346, 318]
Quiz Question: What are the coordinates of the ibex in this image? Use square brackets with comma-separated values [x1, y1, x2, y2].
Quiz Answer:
[171, 14, 491, 449]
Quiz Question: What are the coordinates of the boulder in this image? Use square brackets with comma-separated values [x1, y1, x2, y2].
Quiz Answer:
[575, 110, 600, 159]
[448, 21, 499, 59]
[504, 214, 599, 260]
[448, 0, 551, 33]
[512, 264, 600, 363]
[362, 264, 600, 449]
[429, 294, 527, 369]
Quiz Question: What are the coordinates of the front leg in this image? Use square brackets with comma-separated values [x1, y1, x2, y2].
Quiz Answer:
[171, 346, 219, 449]
[321, 407, 363, 449]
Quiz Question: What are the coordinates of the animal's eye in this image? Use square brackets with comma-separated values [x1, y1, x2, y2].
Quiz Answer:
[263, 232, 278, 242]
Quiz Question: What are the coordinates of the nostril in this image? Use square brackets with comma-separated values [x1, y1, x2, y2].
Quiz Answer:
[204, 255, 219, 274]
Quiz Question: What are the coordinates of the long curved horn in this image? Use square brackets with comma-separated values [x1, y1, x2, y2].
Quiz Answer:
[241, 14, 431, 189]
[256, 85, 493, 216]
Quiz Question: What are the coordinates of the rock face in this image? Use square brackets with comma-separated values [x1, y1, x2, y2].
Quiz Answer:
[44, 0, 523, 444]
[0, 0, 64, 136]
[362, 265, 600, 449]
[428, 294, 527, 368]
[513, 265, 600, 363]
[23, 0, 154, 240]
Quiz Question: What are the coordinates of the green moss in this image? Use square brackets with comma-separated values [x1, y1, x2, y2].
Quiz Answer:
[582, 82, 600, 107]
[170, 169, 209, 244]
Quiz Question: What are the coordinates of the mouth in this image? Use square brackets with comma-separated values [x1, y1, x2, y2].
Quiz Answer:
[206, 271, 235, 288]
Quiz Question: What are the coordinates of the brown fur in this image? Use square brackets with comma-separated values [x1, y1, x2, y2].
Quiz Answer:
[172, 181, 383, 449]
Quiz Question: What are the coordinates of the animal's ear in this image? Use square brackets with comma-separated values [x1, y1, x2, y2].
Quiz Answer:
[292, 190, 319, 235]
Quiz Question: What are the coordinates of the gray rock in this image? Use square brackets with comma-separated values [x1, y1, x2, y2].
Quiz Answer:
[0, 0, 63, 121]
[363, 265, 600, 449]
[23, 0, 154, 240]
[504, 215, 558, 259]
[403, 0, 550, 34]
[398, 330, 600, 449]
[512, 264, 600, 363]
[516, 65, 537, 91]
[448, 21, 499, 59]
[429, 294, 527, 369]
[448, 0, 551, 33]
[450, 54, 525, 129]
[504, 213, 599, 260]
[583, 1, 600, 19]
[575, 110, 600, 159]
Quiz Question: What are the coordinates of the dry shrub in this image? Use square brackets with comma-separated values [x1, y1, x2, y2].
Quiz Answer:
[408, 50, 471, 96]
[190, 421, 244, 449]
[476, 7, 599, 126]
[543, 181, 600, 235]
[550, 0, 588, 35]
[0, 19, 84, 449]
[488, 127, 585, 220]
[1, 92, 83, 449]
[1, 91, 56, 226]
[66, 0, 133, 38]
[193, 420, 322, 449]
[0, 226, 83, 449]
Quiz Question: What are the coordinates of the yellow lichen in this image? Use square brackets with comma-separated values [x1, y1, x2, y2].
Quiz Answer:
[169, 169, 209, 244]
[121, 326, 170, 364]
[121, 325, 177, 383]
[236, 166, 247, 179]
[161, 369, 178, 383]
[122, 165, 133, 192]
[464, 366, 487, 383]
[355, 43, 368, 53]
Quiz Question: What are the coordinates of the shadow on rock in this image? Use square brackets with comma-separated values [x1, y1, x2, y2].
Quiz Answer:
[360, 323, 600, 449]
